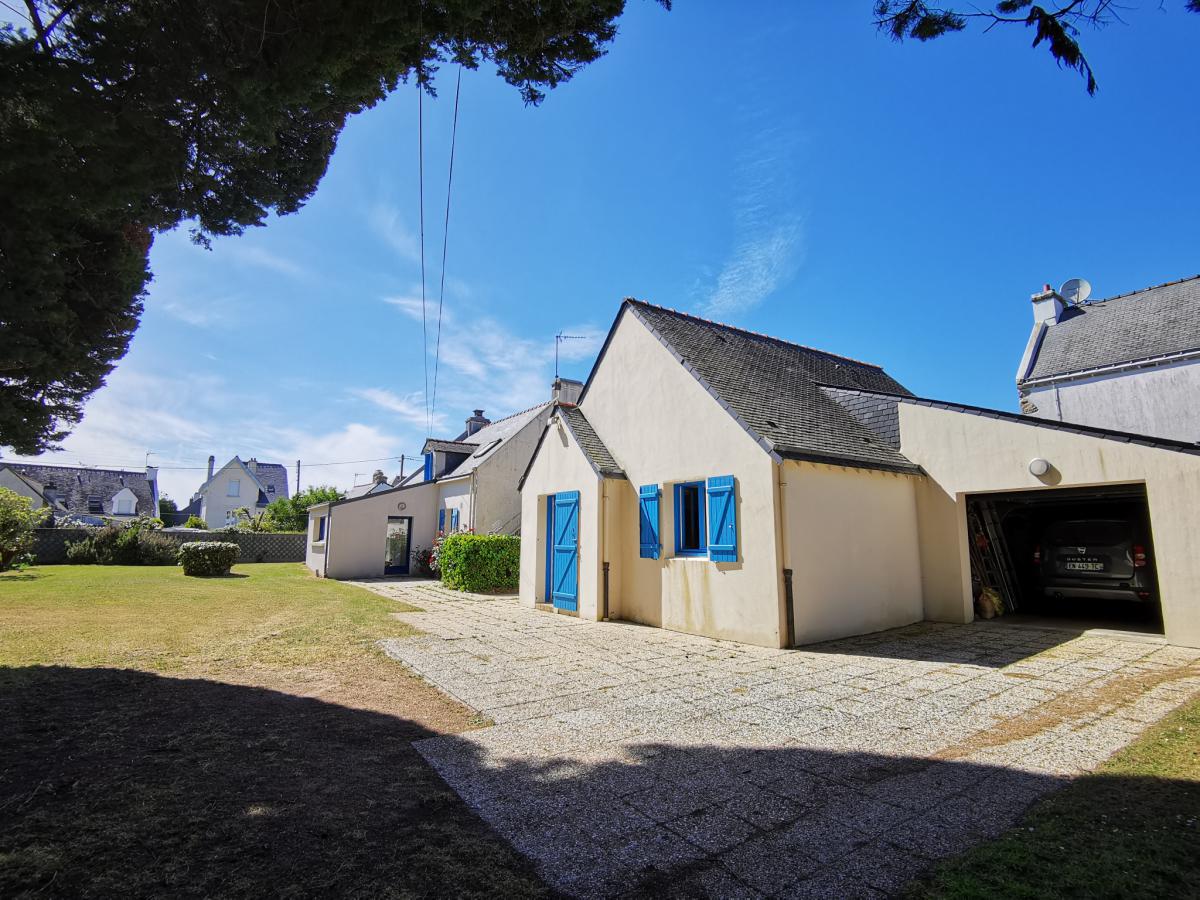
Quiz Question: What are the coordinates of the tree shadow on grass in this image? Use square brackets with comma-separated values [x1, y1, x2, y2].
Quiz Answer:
[0, 666, 550, 899]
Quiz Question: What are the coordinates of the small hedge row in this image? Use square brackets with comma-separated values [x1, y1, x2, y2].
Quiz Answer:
[178, 542, 239, 576]
[65, 524, 177, 565]
[438, 533, 520, 593]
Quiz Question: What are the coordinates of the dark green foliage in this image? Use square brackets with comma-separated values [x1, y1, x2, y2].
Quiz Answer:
[438, 534, 520, 593]
[0, 1, 665, 453]
[64, 521, 178, 565]
[178, 541, 240, 576]
[875, 1, 1199, 95]
[158, 497, 179, 518]
[264, 486, 343, 533]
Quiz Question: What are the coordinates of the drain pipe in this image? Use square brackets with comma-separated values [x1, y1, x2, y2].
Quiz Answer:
[783, 568, 795, 648]
[602, 561, 610, 621]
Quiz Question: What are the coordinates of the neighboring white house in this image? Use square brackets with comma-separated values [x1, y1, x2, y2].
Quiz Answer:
[519, 298, 1200, 650]
[186, 456, 290, 527]
[1017, 275, 1200, 442]
[0, 461, 159, 521]
[305, 384, 577, 580]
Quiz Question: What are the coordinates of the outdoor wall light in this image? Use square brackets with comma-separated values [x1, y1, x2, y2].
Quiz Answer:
[1028, 457, 1051, 477]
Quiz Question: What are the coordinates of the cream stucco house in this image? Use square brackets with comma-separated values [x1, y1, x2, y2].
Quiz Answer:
[186, 455, 290, 528]
[305, 383, 575, 580]
[519, 299, 1200, 650]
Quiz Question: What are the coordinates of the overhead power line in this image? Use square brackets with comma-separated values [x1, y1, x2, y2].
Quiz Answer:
[417, 84, 430, 437]
[430, 66, 463, 424]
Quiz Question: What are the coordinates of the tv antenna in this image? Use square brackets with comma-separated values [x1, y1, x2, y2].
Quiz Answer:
[1059, 278, 1092, 306]
[555, 332, 589, 378]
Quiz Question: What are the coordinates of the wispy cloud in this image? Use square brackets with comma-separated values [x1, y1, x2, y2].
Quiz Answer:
[381, 298, 604, 425]
[222, 244, 309, 279]
[369, 203, 421, 263]
[702, 120, 805, 317]
[349, 387, 444, 431]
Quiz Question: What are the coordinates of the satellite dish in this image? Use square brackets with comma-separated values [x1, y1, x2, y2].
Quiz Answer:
[1059, 278, 1092, 306]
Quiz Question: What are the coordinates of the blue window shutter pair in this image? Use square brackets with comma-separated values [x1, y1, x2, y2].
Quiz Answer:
[451, 508, 460, 531]
[706, 475, 738, 562]
[638, 484, 661, 559]
[438, 508, 445, 532]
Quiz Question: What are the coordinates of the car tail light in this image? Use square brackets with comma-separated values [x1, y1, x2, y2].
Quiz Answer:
[1033, 545, 1041, 565]
[1133, 545, 1148, 568]
[1137, 591, 1151, 600]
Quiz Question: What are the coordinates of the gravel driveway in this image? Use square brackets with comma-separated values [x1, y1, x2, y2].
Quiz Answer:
[360, 579, 1200, 898]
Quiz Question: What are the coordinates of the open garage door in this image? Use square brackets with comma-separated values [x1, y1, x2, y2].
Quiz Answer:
[965, 484, 1163, 634]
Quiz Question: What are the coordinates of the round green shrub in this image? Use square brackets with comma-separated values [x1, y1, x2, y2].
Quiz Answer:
[438, 534, 520, 593]
[182, 515, 208, 529]
[178, 541, 239, 576]
[137, 531, 180, 565]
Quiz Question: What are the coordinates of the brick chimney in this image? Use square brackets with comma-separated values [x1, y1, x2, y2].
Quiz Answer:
[1031, 283, 1064, 326]
[465, 409, 491, 436]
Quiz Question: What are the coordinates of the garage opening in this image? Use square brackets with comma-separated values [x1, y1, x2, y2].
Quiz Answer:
[965, 484, 1163, 634]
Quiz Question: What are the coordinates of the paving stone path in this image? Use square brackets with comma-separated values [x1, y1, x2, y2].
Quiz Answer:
[357, 579, 1200, 898]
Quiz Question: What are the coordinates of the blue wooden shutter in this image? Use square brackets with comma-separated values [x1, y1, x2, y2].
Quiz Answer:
[706, 476, 737, 562]
[638, 484, 661, 559]
[450, 508, 460, 531]
[438, 508, 445, 532]
[552, 491, 580, 611]
[423, 452, 434, 481]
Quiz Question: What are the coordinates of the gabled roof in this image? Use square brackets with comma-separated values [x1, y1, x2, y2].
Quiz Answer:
[589, 300, 919, 474]
[560, 406, 625, 479]
[437, 402, 552, 481]
[0, 462, 157, 517]
[1024, 275, 1200, 382]
[198, 457, 288, 505]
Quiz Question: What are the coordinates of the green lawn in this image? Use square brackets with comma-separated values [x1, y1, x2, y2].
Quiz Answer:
[0, 563, 417, 672]
[909, 696, 1200, 899]
[0, 564, 548, 899]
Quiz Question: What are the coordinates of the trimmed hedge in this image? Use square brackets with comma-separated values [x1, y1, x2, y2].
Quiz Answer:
[178, 541, 239, 576]
[438, 533, 520, 593]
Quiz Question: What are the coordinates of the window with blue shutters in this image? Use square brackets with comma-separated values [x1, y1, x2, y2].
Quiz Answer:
[450, 508, 460, 531]
[638, 484, 661, 559]
[438, 508, 446, 533]
[706, 475, 738, 562]
[674, 481, 708, 556]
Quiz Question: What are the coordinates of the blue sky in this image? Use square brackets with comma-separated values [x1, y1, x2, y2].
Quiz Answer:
[9, 3, 1200, 504]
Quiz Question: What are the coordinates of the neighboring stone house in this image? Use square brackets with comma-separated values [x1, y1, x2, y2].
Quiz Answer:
[0, 462, 159, 521]
[1016, 275, 1200, 442]
[305, 383, 576, 580]
[185, 456, 290, 527]
[519, 298, 1200, 650]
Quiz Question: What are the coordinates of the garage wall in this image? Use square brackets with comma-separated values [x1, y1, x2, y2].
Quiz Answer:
[898, 402, 1200, 647]
[518, 422, 603, 618]
[782, 461, 925, 644]
[317, 482, 439, 580]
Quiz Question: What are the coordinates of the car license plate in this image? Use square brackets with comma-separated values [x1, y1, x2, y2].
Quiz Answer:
[1065, 561, 1106, 572]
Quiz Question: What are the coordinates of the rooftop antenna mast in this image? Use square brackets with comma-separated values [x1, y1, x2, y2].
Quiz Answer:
[555, 332, 589, 378]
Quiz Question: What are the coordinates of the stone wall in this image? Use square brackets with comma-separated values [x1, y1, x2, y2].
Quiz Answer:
[31, 529, 307, 565]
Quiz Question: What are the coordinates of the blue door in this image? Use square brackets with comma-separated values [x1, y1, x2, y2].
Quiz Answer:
[551, 491, 579, 611]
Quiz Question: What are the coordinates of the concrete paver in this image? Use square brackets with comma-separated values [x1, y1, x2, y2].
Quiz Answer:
[358, 578, 1200, 898]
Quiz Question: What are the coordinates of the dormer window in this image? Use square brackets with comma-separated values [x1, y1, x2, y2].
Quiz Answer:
[267, 484, 276, 494]
[87, 495, 103, 514]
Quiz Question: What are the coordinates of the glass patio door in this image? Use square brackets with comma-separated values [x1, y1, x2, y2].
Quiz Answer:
[385, 516, 412, 575]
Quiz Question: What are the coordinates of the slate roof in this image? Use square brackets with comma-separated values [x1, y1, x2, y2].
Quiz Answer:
[438, 402, 552, 481]
[622, 301, 921, 473]
[248, 461, 289, 500]
[1025, 275, 1200, 381]
[422, 438, 479, 454]
[1, 462, 157, 517]
[559, 406, 625, 478]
